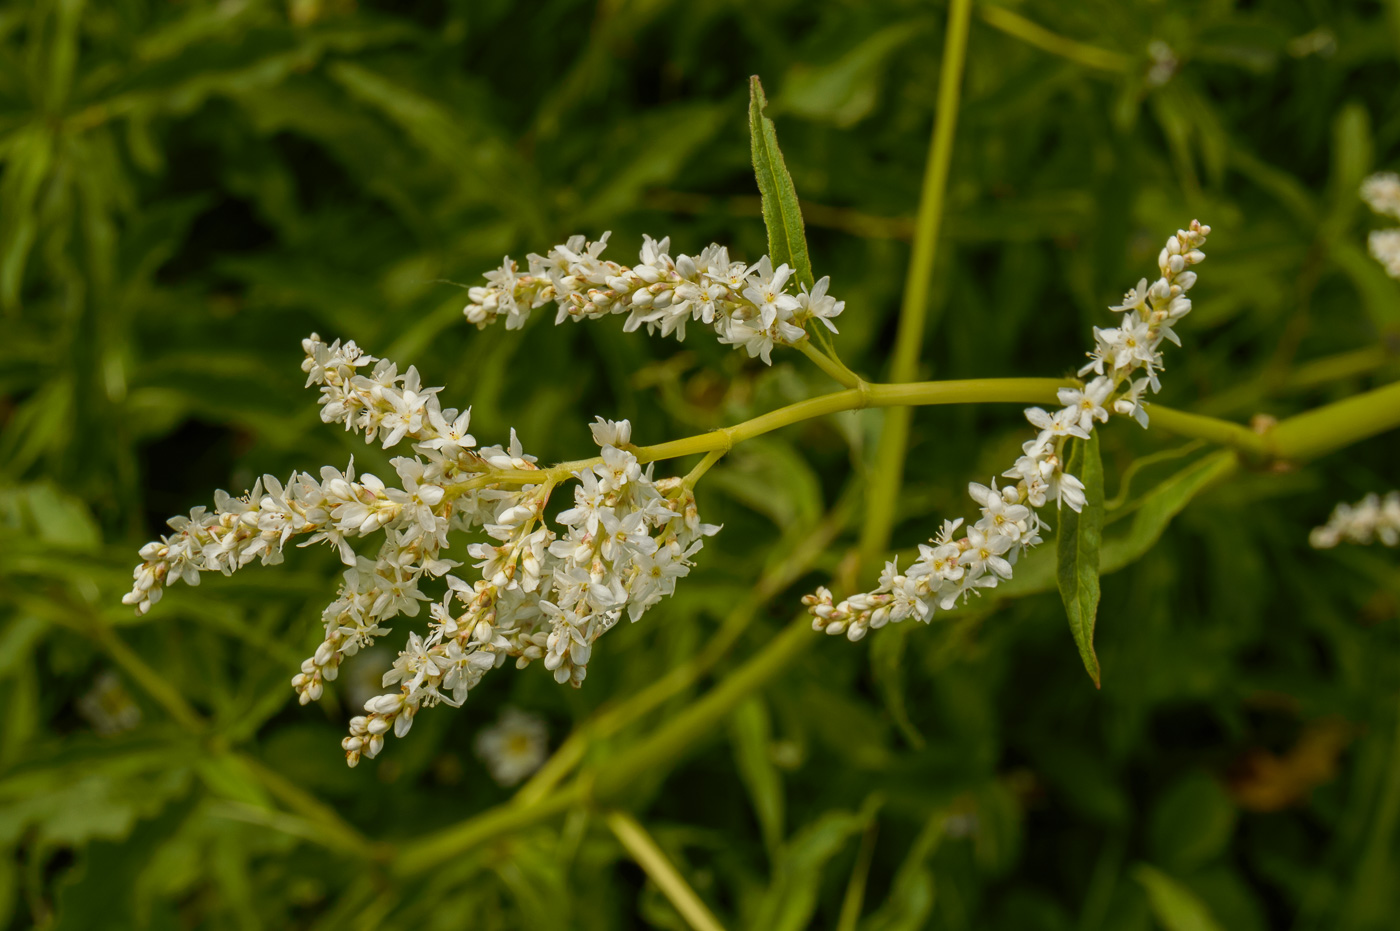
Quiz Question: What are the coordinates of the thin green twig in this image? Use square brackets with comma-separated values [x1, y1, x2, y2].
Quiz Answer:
[607, 811, 727, 931]
[978, 5, 1131, 73]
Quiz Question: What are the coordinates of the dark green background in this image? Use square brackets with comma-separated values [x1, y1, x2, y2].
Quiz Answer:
[2, 0, 1400, 928]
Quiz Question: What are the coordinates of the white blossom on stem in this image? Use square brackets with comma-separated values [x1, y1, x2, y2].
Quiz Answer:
[804, 221, 1211, 641]
[461, 233, 844, 361]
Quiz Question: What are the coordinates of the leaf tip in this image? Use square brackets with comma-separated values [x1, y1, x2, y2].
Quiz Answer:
[749, 74, 768, 107]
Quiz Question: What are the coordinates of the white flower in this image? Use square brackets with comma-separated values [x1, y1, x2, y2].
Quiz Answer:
[1025, 406, 1091, 444]
[1109, 278, 1150, 314]
[421, 407, 476, 453]
[1311, 491, 1400, 549]
[794, 276, 844, 333]
[1368, 229, 1400, 279]
[1361, 172, 1400, 220]
[1057, 376, 1114, 432]
[475, 708, 549, 786]
[589, 416, 632, 448]
[959, 527, 1015, 581]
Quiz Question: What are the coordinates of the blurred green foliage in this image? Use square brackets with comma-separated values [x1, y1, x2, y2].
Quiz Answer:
[2, 0, 1400, 928]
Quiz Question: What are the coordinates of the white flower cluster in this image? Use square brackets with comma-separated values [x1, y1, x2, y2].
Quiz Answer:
[474, 707, 549, 786]
[1310, 491, 1400, 549]
[804, 221, 1211, 641]
[1362, 171, 1400, 278]
[462, 233, 845, 364]
[125, 336, 717, 767]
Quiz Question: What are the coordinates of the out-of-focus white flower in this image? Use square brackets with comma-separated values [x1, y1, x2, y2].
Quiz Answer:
[1362, 173, 1400, 279]
[1368, 229, 1400, 279]
[1361, 172, 1400, 220]
[475, 708, 549, 786]
[1311, 492, 1400, 549]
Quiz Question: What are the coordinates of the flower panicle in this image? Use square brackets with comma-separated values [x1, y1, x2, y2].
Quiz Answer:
[805, 221, 1211, 642]
[125, 340, 720, 768]
[461, 233, 845, 364]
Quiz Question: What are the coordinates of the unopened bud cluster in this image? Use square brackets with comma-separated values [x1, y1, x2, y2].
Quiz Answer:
[1310, 491, 1400, 549]
[804, 221, 1211, 640]
[1362, 172, 1400, 278]
[126, 336, 716, 766]
[463, 233, 844, 363]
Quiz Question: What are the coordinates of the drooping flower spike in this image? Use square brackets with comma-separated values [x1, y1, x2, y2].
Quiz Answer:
[803, 221, 1211, 640]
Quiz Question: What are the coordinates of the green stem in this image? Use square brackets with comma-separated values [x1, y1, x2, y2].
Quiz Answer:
[977, 6, 1131, 73]
[1145, 405, 1270, 462]
[683, 449, 727, 487]
[1290, 345, 1398, 390]
[639, 378, 1061, 467]
[607, 811, 728, 931]
[860, 0, 972, 573]
[1270, 379, 1400, 461]
[596, 614, 814, 802]
[393, 780, 588, 876]
[458, 375, 1350, 497]
[836, 815, 881, 931]
[795, 337, 863, 389]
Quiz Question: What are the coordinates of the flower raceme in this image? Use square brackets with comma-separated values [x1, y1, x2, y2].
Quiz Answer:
[124, 336, 717, 766]
[462, 233, 845, 363]
[803, 221, 1212, 641]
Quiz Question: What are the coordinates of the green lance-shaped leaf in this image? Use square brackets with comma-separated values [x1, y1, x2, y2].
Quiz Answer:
[1057, 430, 1105, 687]
[1133, 864, 1227, 931]
[748, 76, 814, 289]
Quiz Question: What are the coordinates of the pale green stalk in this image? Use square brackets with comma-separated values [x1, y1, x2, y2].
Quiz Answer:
[859, 0, 972, 573]
[977, 6, 1131, 73]
[448, 377, 1284, 498]
[607, 811, 727, 931]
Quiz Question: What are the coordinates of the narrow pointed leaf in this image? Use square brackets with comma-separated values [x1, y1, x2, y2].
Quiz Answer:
[748, 75, 814, 288]
[1133, 864, 1227, 931]
[1057, 431, 1105, 687]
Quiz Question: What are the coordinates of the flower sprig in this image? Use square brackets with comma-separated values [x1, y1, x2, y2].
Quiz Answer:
[803, 221, 1211, 640]
[126, 336, 717, 766]
[463, 233, 845, 363]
